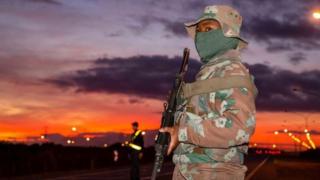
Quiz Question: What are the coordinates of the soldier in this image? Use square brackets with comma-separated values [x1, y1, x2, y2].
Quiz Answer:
[128, 121, 144, 180]
[160, 5, 258, 180]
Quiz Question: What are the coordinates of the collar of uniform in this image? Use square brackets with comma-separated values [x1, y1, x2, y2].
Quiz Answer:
[199, 49, 241, 70]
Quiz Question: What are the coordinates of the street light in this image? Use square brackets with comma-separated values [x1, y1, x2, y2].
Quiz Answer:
[309, 8, 320, 28]
[306, 133, 316, 149]
[71, 127, 77, 132]
[274, 131, 279, 135]
[313, 11, 320, 20]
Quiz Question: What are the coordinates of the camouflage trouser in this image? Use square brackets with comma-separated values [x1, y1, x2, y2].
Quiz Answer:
[172, 163, 246, 180]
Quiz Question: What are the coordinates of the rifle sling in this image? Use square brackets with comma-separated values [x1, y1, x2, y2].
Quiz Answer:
[182, 75, 258, 98]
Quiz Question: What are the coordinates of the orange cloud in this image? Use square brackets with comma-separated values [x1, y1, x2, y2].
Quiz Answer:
[1, 80, 319, 151]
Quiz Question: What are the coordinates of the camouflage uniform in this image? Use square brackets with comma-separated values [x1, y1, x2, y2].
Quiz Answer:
[172, 5, 258, 180]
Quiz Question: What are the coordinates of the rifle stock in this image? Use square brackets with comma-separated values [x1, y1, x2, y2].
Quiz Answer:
[151, 48, 190, 180]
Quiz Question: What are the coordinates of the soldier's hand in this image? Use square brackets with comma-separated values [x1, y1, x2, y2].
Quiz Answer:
[159, 125, 179, 155]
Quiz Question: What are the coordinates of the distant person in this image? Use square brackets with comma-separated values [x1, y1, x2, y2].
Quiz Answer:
[128, 121, 144, 180]
[160, 5, 258, 180]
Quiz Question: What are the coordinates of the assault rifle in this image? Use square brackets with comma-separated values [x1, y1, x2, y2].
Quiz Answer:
[151, 48, 190, 180]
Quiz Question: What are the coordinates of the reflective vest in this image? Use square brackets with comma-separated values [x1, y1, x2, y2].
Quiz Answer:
[129, 130, 142, 151]
[129, 143, 142, 151]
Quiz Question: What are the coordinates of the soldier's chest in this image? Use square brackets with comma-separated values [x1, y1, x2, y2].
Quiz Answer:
[196, 60, 233, 80]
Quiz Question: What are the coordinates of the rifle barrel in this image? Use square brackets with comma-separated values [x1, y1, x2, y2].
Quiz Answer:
[151, 48, 190, 179]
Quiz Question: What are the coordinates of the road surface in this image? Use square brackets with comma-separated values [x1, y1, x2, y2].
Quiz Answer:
[9, 156, 320, 180]
[249, 157, 320, 180]
[46, 156, 267, 180]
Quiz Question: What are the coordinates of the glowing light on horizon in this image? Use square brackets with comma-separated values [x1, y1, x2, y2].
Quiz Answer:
[302, 142, 311, 149]
[1, 111, 319, 152]
[289, 133, 311, 149]
[86, 137, 90, 141]
[274, 131, 279, 135]
[71, 127, 77, 132]
[291, 135, 300, 143]
[306, 133, 316, 149]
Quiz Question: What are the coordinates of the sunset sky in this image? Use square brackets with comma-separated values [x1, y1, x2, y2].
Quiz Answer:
[0, 0, 320, 150]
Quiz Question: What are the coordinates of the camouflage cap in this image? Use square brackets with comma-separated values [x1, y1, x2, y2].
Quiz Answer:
[185, 5, 248, 49]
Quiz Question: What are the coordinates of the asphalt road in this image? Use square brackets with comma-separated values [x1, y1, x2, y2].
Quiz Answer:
[14, 156, 319, 180]
[249, 157, 320, 180]
[46, 162, 175, 180]
[46, 156, 267, 180]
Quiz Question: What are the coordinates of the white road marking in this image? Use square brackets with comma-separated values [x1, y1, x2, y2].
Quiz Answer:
[245, 157, 269, 180]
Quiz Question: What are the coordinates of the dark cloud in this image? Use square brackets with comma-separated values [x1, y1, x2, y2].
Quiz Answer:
[151, 17, 187, 37]
[130, 15, 187, 37]
[243, 16, 320, 51]
[234, 0, 320, 51]
[128, 98, 144, 104]
[288, 52, 307, 65]
[133, 0, 320, 52]
[245, 63, 320, 111]
[27, 0, 62, 5]
[230, 0, 320, 51]
[265, 42, 293, 52]
[162, 20, 187, 37]
[2, 0, 62, 5]
[183, 0, 208, 12]
[47, 55, 320, 112]
[106, 32, 123, 37]
[46, 55, 201, 99]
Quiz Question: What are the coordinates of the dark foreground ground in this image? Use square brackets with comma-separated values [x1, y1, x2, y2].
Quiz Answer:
[6, 155, 320, 180]
[250, 156, 320, 180]
[1, 143, 319, 180]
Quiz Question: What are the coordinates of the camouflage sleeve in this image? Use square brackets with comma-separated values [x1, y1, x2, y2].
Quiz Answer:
[177, 62, 256, 149]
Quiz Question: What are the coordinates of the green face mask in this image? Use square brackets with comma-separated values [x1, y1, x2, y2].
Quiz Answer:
[195, 29, 239, 64]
